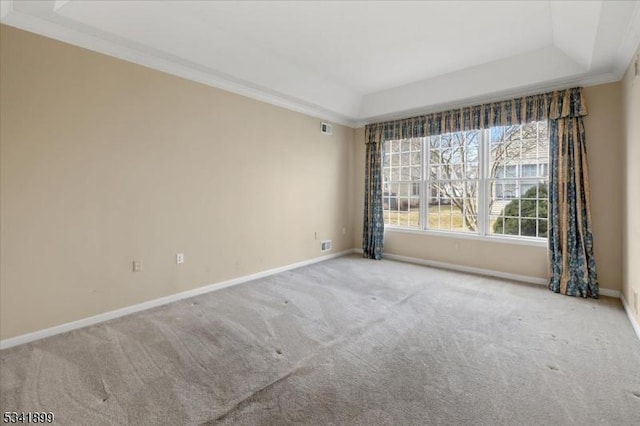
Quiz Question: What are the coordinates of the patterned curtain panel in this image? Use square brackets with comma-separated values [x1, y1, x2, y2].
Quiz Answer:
[363, 89, 562, 262]
[362, 128, 384, 259]
[548, 88, 599, 298]
[364, 86, 599, 293]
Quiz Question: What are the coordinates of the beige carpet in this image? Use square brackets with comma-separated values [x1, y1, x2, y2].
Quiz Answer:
[1, 255, 639, 425]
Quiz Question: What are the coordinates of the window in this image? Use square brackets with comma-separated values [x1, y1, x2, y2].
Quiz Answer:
[382, 121, 549, 240]
[382, 139, 422, 228]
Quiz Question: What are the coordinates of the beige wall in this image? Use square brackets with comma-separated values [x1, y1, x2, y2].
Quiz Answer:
[622, 47, 640, 324]
[583, 83, 623, 293]
[0, 23, 632, 341]
[0, 25, 354, 340]
[353, 84, 623, 292]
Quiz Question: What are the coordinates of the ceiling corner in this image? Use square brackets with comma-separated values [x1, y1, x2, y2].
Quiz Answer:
[550, 0, 603, 71]
[53, 1, 72, 13]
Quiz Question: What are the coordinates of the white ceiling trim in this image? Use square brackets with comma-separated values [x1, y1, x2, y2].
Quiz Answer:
[2, 0, 640, 128]
[0, 2, 359, 127]
[352, 69, 622, 128]
[360, 47, 588, 120]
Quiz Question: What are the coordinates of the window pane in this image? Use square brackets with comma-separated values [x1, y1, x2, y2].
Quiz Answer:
[391, 167, 400, 181]
[430, 165, 440, 180]
[521, 201, 536, 218]
[489, 180, 548, 238]
[522, 164, 537, 177]
[440, 148, 452, 163]
[425, 129, 480, 234]
[411, 166, 421, 181]
[521, 181, 537, 197]
[391, 153, 399, 168]
[503, 219, 520, 236]
[401, 152, 410, 167]
[520, 219, 537, 237]
[382, 122, 548, 240]
[538, 219, 548, 238]
[412, 182, 420, 196]
[427, 181, 477, 232]
[522, 123, 536, 139]
[382, 137, 422, 229]
[491, 127, 504, 143]
[465, 164, 478, 179]
[466, 145, 479, 162]
[429, 135, 439, 149]
[538, 121, 548, 141]
[382, 185, 420, 228]
[411, 152, 421, 167]
[487, 121, 549, 239]
[401, 166, 411, 181]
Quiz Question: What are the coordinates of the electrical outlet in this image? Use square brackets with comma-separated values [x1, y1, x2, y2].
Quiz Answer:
[176, 253, 185, 264]
[132, 260, 142, 272]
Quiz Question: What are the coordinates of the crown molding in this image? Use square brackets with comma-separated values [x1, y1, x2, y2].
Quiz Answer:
[0, 3, 359, 128]
[353, 69, 623, 127]
[2, 0, 639, 130]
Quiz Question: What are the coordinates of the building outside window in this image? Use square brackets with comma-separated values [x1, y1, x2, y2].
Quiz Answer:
[382, 121, 549, 239]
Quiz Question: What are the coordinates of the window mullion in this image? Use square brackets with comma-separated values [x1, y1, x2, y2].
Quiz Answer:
[422, 137, 428, 231]
[477, 129, 488, 237]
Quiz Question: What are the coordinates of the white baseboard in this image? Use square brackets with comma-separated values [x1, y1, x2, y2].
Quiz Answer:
[359, 249, 620, 297]
[2, 248, 629, 350]
[361, 248, 636, 342]
[621, 293, 640, 343]
[367, 250, 548, 285]
[0, 249, 355, 350]
[599, 288, 621, 298]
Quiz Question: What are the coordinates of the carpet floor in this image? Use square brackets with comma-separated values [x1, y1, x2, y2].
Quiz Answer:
[1, 255, 639, 425]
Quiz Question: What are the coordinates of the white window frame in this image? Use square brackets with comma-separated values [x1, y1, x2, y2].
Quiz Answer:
[382, 123, 548, 247]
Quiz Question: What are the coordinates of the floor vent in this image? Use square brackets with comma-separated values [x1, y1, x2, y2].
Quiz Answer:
[321, 240, 332, 252]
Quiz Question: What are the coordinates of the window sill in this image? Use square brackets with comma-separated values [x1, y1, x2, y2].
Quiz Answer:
[384, 226, 548, 248]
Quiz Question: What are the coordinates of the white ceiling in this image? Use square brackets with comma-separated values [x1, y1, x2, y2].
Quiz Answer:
[2, 0, 640, 127]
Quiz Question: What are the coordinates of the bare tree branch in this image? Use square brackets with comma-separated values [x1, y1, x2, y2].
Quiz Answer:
[426, 123, 542, 232]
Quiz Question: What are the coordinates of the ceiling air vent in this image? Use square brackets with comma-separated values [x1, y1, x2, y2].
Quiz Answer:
[321, 240, 332, 252]
[320, 122, 333, 135]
